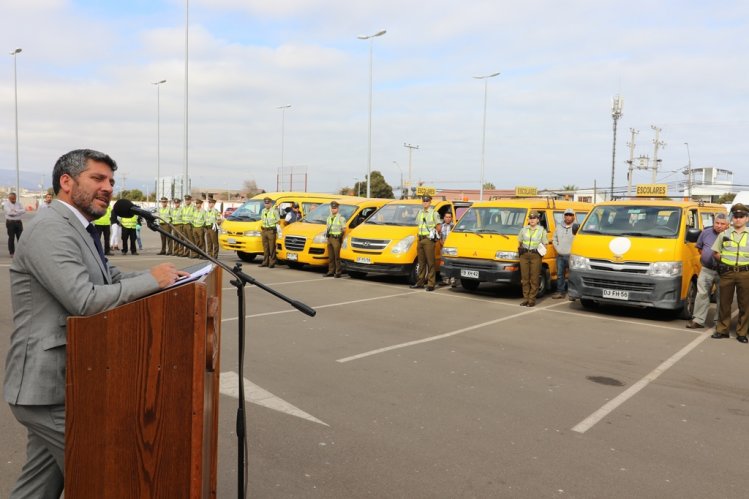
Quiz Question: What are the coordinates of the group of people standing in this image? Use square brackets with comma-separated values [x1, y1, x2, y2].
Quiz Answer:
[155, 194, 222, 259]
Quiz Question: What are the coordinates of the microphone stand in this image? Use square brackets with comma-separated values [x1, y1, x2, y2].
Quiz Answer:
[145, 217, 316, 499]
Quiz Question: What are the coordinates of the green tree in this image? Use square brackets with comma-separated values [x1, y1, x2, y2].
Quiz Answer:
[561, 184, 578, 191]
[717, 193, 736, 204]
[482, 182, 495, 190]
[356, 171, 394, 199]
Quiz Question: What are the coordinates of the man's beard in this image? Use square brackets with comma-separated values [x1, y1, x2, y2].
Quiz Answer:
[71, 184, 109, 220]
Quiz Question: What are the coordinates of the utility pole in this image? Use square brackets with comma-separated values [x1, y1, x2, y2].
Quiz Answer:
[626, 128, 639, 196]
[610, 95, 623, 199]
[684, 142, 692, 198]
[404, 143, 419, 198]
[651, 125, 665, 183]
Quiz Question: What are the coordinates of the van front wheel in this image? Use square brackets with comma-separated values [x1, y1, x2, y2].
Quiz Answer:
[678, 280, 698, 320]
[237, 251, 256, 263]
[536, 269, 550, 298]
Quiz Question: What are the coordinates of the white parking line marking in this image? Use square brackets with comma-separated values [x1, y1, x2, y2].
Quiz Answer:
[336, 301, 568, 363]
[221, 290, 419, 322]
[220, 371, 329, 426]
[571, 309, 739, 434]
[540, 307, 699, 334]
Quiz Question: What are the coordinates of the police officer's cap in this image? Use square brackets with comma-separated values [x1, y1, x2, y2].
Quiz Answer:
[184, 194, 192, 200]
[330, 201, 339, 208]
[529, 211, 540, 218]
[173, 198, 181, 203]
[421, 195, 432, 202]
[263, 197, 272, 203]
[208, 198, 216, 204]
[563, 208, 575, 216]
[195, 198, 203, 204]
[160, 196, 168, 202]
[730, 203, 749, 216]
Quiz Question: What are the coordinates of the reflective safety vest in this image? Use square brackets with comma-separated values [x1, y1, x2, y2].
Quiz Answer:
[120, 215, 138, 229]
[159, 206, 172, 224]
[205, 208, 219, 227]
[93, 206, 112, 226]
[182, 204, 195, 224]
[192, 208, 205, 228]
[261, 208, 279, 228]
[720, 229, 749, 266]
[519, 226, 546, 250]
[416, 209, 440, 236]
[172, 206, 184, 225]
[326, 214, 345, 236]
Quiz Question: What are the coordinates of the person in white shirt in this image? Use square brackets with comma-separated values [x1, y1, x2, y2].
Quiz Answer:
[3, 192, 25, 256]
[39, 193, 53, 209]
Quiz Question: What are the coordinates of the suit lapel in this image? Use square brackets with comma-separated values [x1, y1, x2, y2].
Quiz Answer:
[50, 202, 112, 284]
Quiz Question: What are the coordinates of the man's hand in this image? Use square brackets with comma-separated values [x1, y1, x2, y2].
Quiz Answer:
[150, 263, 190, 288]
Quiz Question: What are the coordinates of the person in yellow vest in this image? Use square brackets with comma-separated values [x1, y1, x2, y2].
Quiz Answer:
[120, 212, 139, 255]
[190, 198, 206, 258]
[409, 195, 442, 291]
[181, 194, 195, 258]
[260, 196, 280, 267]
[93, 204, 113, 256]
[204, 198, 221, 259]
[517, 211, 547, 307]
[157, 196, 173, 255]
[324, 200, 346, 278]
[171, 198, 185, 256]
[711, 203, 749, 343]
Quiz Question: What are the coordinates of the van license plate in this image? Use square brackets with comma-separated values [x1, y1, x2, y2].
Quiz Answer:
[460, 269, 479, 279]
[227, 238, 237, 244]
[602, 289, 629, 300]
[287, 252, 298, 261]
[356, 257, 372, 264]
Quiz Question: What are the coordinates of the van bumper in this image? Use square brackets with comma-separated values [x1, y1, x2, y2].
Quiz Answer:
[219, 234, 263, 254]
[341, 259, 412, 276]
[440, 258, 521, 285]
[567, 269, 682, 310]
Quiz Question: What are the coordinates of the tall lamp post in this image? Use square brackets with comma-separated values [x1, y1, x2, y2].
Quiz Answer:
[403, 143, 419, 199]
[152, 79, 167, 200]
[610, 95, 624, 199]
[474, 72, 500, 201]
[10, 48, 22, 196]
[183, 0, 190, 198]
[277, 105, 292, 189]
[358, 29, 387, 198]
[684, 142, 692, 198]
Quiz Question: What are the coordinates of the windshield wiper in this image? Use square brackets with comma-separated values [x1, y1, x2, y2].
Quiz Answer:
[581, 229, 602, 234]
[476, 229, 508, 239]
[618, 231, 648, 237]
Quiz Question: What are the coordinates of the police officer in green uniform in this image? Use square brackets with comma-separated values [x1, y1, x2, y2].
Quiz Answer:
[204, 198, 221, 259]
[93, 203, 113, 255]
[157, 196, 173, 255]
[171, 198, 185, 256]
[518, 211, 547, 307]
[181, 194, 195, 258]
[410, 195, 441, 291]
[324, 200, 346, 278]
[711, 203, 749, 343]
[260, 197, 280, 268]
[120, 213, 139, 255]
[191, 198, 206, 258]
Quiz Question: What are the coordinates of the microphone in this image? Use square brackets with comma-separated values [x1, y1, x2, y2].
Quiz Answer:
[112, 199, 157, 222]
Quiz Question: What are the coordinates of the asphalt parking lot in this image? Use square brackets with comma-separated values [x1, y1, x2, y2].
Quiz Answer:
[2, 219, 749, 498]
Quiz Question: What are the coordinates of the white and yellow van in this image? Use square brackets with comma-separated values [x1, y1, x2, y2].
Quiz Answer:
[340, 198, 455, 283]
[567, 193, 726, 318]
[218, 192, 341, 262]
[276, 197, 388, 268]
[441, 198, 591, 295]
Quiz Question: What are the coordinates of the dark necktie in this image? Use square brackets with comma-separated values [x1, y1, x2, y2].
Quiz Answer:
[86, 223, 107, 268]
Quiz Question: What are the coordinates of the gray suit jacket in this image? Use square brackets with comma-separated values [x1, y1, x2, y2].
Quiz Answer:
[4, 201, 160, 405]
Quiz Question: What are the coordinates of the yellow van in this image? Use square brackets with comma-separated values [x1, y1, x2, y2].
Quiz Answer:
[440, 198, 591, 295]
[218, 191, 341, 262]
[340, 198, 455, 283]
[567, 198, 727, 318]
[276, 197, 389, 268]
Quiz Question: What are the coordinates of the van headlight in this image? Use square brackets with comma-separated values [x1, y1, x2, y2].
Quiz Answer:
[313, 230, 327, 244]
[647, 261, 682, 277]
[495, 251, 519, 260]
[569, 254, 591, 270]
[391, 235, 415, 254]
[277, 227, 284, 239]
[342, 237, 349, 249]
[244, 230, 261, 237]
[442, 247, 457, 257]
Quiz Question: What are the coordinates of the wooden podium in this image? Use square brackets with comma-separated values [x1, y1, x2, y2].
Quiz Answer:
[65, 268, 222, 498]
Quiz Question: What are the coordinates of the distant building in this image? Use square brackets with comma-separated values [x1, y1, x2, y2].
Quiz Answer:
[680, 167, 733, 202]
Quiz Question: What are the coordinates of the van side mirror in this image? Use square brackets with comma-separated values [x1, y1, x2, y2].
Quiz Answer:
[572, 223, 580, 235]
[686, 227, 701, 243]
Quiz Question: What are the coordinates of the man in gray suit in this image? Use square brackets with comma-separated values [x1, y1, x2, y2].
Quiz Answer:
[3, 149, 186, 498]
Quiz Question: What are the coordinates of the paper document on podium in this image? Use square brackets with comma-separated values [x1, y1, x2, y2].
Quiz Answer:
[168, 262, 215, 288]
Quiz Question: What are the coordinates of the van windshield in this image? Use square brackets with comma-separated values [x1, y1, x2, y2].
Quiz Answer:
[364, 203, 423, 227]
[302, 204, 358, 224]
[227, 199, 264, 221]
[454, 207, 526, 235]
[579, 205, 682, 238]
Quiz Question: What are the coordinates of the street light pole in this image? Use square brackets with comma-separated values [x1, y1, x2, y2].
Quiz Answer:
[358, 29, 386, 198]
[684, 142, 692, 199]
[183, 0, 190, 198]
[403, 143, 419, 199]
[277, 105, 292, 189]
[473, 72, 500, 201]
[610, 95, 624, 199]
[10, 48, 22, 196]
[152, 79, 167, 199]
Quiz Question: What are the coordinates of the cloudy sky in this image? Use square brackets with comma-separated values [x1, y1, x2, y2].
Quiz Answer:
[1, 0, 747, 196]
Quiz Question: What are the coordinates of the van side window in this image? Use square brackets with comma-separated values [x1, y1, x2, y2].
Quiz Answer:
[687, 209, 698, 229]
[537, 211, 550, 231]
[700, 211, 715, 229]
[350, 207, 377, 229]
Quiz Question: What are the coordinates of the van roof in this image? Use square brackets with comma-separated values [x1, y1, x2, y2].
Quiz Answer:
[593, 199, 726, 209]
[468, 198, 592, 209]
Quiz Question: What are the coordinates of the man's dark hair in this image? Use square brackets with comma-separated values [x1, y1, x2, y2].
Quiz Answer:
[52, 149, 117, 194]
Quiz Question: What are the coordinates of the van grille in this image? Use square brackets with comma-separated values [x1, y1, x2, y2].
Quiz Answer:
[589, 259, 650, 274]
[582, 277, 655, 293]
[351, 238, 390, 251]
[285, 236, 306, 252]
